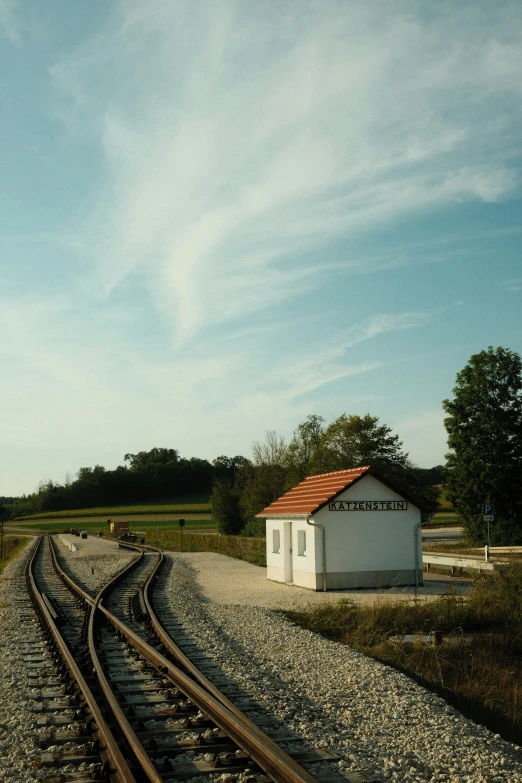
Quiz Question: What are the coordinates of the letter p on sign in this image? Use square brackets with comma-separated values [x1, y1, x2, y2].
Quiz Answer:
[482, 504, 494, 521]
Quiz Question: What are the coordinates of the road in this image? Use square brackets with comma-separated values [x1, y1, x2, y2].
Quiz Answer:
[422, 526, 463, 544]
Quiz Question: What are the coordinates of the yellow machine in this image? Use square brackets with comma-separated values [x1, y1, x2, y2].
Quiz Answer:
[109, 520, 129, 536]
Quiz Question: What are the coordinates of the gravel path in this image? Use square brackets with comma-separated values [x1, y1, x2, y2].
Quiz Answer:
[171, 552, 471, 610]
[162, 552, 522, 783]
[0, 536, 136, 783]
[22, 537, 522, 783]
[0, 539, 44, 783]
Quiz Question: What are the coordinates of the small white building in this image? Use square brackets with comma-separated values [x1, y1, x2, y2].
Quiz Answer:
[258, 466, 428, 590]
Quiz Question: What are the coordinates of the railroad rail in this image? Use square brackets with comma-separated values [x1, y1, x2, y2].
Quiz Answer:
[27, 536, 136, 782]
[26, 536, 341, 783]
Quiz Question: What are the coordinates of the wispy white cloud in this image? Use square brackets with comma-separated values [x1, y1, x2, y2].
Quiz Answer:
[0, 0, 20, 42]
[48, 0, 522, 345]
[501, 277, 522, 292]
[278, 311, 430, 400]
[3, 1, 521, 493]
[439, 301, 464, 312]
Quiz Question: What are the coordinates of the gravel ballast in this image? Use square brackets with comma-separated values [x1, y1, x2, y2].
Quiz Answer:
[0, 539, 44, 783]
[19, 537, 522, 783]
[0, 536, 136, 783]
[53, 534, 137, 594]
[160, 552, 522, 783]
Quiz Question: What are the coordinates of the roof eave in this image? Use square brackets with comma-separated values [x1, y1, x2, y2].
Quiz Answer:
[311, 466, 372, 515]
[257, 464, 432, 517]
[256, 512, 315, 519]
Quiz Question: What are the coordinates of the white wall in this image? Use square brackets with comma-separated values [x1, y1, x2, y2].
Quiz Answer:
[290, 517, 318, 589]
[314, 474, 421, 573]
[265, 473, 422, 588]
[291, 518, 316, 572]
[266, 518, 293, 583]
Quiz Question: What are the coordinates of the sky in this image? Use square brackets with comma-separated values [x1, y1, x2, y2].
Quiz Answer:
[1, 0, 521, 496]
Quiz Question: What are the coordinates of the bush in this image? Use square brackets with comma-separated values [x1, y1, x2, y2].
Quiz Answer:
[285, 566, 522, 741]
[210, 480, 243, 535]
[241, 518, 266, 537]
[145, 529, 267, 567]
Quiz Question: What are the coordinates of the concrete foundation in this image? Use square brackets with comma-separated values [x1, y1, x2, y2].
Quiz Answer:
[268, 568, 423, 590]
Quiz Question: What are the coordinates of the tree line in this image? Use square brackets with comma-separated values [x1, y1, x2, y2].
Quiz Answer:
[10, 448, 214, 517]
[8, 345, 521, 545]
[8, 416, 442, 525]
[215, 344, 522, 545]
[211, 413, 442, 535]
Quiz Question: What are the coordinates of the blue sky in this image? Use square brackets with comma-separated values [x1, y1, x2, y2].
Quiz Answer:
[1, 0, 521, 496]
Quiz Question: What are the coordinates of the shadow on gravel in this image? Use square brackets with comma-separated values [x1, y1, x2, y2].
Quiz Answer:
[159, 556, 369, 783]
[53, 539, 138, 598]
[52, 543, 97, 598]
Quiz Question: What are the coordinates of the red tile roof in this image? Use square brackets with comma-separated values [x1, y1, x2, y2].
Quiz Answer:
[257, 466, 372, 517]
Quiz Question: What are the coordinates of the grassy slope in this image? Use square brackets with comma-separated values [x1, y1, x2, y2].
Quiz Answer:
[11, 518, 216, 533]
[15, 500, 211, 520]
[145, 528, 266, 567]
[437, 485, 454, 512]
[0, 536, 30, 577]
[285, 569, 522, 744]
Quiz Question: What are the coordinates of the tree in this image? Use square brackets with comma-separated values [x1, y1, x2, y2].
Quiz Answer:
[210, 479, 244, 535]
[313, 414, 408, 476]
[212, 455, 249, 483]
[124, 448, 179, 471]
[251, 431, 287, 467]
[243, 431, 287, 520]
[312, 413, 437, 510]
[284, 415, 325, 484]
[443, 347, 522, 544]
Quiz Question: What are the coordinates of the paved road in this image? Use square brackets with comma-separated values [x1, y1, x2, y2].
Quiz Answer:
[422, 526, 463, 543]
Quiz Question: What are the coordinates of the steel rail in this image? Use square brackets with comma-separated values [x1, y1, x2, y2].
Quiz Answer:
[142, 551, 319, 783]
[48, 536, 142, 607]
[51, 539, 170, 782]
[28, 537, 137, 783]
[49, 538, 163, 779]
[98, 600, 318, 783]
[87, 598, 164, 783]
[100, 546, 317, 783]
[50, 537, 320, 783]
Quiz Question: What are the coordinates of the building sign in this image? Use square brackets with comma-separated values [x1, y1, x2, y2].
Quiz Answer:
[328, 500, 408, 511]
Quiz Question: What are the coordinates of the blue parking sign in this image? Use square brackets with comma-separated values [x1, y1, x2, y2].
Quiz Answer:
[482, 503, 494, 520]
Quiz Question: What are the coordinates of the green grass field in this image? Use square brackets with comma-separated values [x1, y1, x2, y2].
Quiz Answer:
[0, 536, 30, 576]
[428, 513, 461, 526]
[14, 501, 211, 521]
[10, 518, 216, 534]
[145, 529, 266, 566]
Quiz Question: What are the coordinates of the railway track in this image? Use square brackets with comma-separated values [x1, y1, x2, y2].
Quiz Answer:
[26, 537, 358, 783]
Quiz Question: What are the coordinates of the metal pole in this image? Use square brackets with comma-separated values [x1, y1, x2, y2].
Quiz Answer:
[414, 515, 432, 599]
[487, 518, 491, 551]
[0, 506, 5, 560]
[306, 517, 326, 591]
